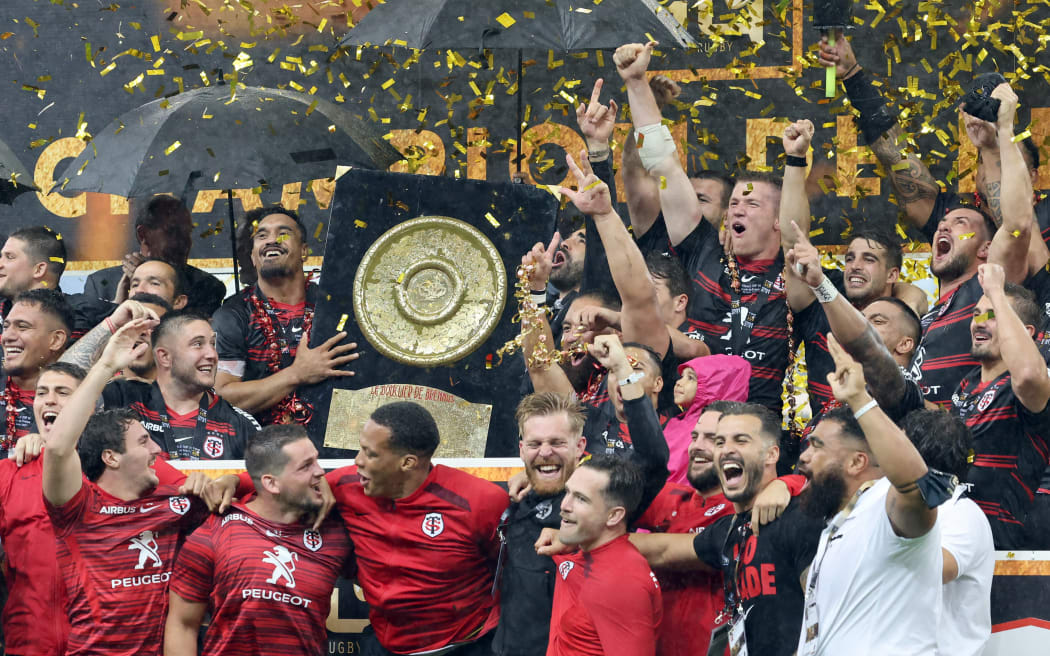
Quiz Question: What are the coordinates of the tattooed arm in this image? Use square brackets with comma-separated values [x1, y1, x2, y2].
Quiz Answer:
[869, 125, 941, 232]
[58, 300, 156, 370]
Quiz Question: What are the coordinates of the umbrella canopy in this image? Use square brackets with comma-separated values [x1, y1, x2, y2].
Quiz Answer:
[0, 138, 38, 205]
[56, 84, 401, 197]
[338, 0, 696, 51]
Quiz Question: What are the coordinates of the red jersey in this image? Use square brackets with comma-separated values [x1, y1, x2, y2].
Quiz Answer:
[548, 534, 662, 656]
[327, 464, 506, 654]
[0, 458, 67, 656]
[170, 502, 354, 655]
[45, 480, 205, 656]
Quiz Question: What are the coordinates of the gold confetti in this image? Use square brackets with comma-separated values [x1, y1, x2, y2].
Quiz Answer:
[354, 219, 367, 228]
[959, 232, 975, 240]
[336, 314, 348, 331]
[164, 141, 181, 155]
[809, 228, 824, 238]
[49, 257, 64, 263]
[485, 212, 500, 227]
[496, 12, 516, 28]
[974, 310, 995, 324]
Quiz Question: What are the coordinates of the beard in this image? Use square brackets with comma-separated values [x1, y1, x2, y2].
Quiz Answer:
[721, 456, 767, 505]
[278, 487, 323, 515]
[931, 251, 971, 282]
[525, 461, 574, 497]
[259, 260, 294, 280]
[549, 258, 583, 293]
[799, 466, 848, 521]
[560, 354, 599, 394]
[128, 360, 157, 379]
[687, 463, 721, 494]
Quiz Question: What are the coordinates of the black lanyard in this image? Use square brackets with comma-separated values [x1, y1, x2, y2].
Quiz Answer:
[727, 260, 783, 355]
[717, 514, 751, 624]
[149, 383, 210, 458]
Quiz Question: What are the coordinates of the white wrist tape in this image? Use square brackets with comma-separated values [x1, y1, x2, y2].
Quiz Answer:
[636, 123, 677, 172]
[810, 277, 840, 304]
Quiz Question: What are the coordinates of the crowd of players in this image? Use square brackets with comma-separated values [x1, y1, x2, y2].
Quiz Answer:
[0, 29, 1042, 656]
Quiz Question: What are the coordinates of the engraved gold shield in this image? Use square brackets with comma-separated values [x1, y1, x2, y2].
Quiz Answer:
[352, 215, 507, 366]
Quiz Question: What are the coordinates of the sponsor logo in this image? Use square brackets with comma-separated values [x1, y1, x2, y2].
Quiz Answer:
[99, 505, 137, 515]
[111, 571, 170, 589]
[534, 499, 553, 521]
[303, 529, 323, 552]
[128, 530, 163, 570]
[169, 496, 191, 516]
[263, 545, 298, 588]
[705, 503, 727, 517]
[241, 588, 312, 608]
[142, 421, 165, 433]
[558, 561, 574, 580]
[422, 512, 444, 538]
[139, 503, 159, 513]
[203, 435, 224, 458]
[222, 513, 254, 527]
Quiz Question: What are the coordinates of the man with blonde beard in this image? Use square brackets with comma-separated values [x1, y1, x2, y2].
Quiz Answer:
[494, 334, 669, 656]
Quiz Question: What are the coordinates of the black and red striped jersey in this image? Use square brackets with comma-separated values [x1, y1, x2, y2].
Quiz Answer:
[910, 275, 983, 408]
[951, 368, 1050, 548]
[102, 380, 259, 460]
[326, 464, 506, 654]
[671, 220, 790, 412]
[45, 482, 206, 656]
[170, 502, 354, 656]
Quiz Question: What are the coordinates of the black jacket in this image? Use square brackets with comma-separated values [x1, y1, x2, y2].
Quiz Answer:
[492, 395, 670, 656]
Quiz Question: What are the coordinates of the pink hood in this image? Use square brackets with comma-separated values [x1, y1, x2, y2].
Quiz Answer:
[663, 354, 752, 484]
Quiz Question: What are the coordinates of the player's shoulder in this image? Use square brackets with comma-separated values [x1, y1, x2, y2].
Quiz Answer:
[103, 378, 152, 405]
[431, 465, 506, 501]
[213, 290, 251, 321]
[220, 397, 262, 431]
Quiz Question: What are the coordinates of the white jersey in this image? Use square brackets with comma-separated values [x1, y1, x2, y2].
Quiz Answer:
[798, 477, 942, 656]
[939, 488, 994, 656]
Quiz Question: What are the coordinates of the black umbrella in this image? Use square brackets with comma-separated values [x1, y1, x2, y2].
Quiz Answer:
[55, 83, 402, 288]
[0, 138, 38, 205]
[338, 0, 696, 171]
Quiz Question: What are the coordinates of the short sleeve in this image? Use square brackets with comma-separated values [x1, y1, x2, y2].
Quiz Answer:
[671, 218, 718, 271]
[170, 523, 216, 603]
[212, 302, 248, 364]
[786, 509, 824, 572]
[692, 515, 732, 568]
[154, 458, 188, 487]
[44, 482, 90, 538]
[472, 480, 510, 559]
[941, 498, 993, 580]
[885, 379, 926, 423]
[228, 405, 261, 458]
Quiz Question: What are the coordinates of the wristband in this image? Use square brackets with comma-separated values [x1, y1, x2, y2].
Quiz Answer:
[852, 399, 878, 419]
[529, 291, 548, 306]
[104, 317, 117, 334]
[635, 124, 677, 172]
[618, 371, 646, 387]
[785, 155, 807, 167]
[810, 277, 840, 304]
[841, 69, 898, 145]
[587, 147, 611, 162]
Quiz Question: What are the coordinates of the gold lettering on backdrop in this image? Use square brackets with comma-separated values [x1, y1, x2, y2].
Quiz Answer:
[467, 127, 489, 181]
[835, 116, 880, 197]
[110, 195, 130, 215]
[746, 118, 810, 175]
[281, 181, 303, 209]
[191, 188, 264, 214]
[957, 115, 977, 195]
[1032, 108, 1049, 190]
[509, 121, 587, 188]
[35, 138, 87, 218]
[387, 129, 446, 176]
[326, 588, 369, 634]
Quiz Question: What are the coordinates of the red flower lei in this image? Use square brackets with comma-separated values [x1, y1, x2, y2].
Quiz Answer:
[246, 285, 315, 425]
[2, 378, 24, 450]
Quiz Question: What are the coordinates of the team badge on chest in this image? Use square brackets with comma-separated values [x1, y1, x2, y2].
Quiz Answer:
[534, 499, 553, 520]
[422, 512, 444, 538]
[203, 434, 224, 458]
[977, 389, 996, 412]
[303, 529, 323, 552]
[558, 561, 574, 579]
[168, 496, 191, 515]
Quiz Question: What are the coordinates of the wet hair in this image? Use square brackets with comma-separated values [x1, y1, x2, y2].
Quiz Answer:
[818, 406, 868, 448]
[849, 226, 903, 270]
[900, 410, 974, 479]
[621, 341, 663, 373]
[9, 226, 66, 278]
[129, 292, 174, 314]
[691, 170, 735, 210]
[645, 251, 691, 301]
[718, 402, 782, 447]
[40, 361, 86, 382]
[573, 288, 623, 312]
[13, 288, 74, 338]
[246, 424, 312, 485]
[135, 196, 191, 233]
[77, 408, 141, 481]
[579, 453, 644, 516]
[243, 206, 307, 242]
[515, 392, 586, 438]
[151, 310, 212, 349]
[370, 402, 440, 458]
[869, 296, 922, 346]
[1002, 282, 1043, 334]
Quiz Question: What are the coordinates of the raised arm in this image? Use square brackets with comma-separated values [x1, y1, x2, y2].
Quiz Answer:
[44, 318, 156, 506]
[819, 33, 939, 231]
[615, 42, 700, 246]
[519, 237, 575, 396]
[979, 264, 1050, 412]
[984, 83, 1048, 281]
[779, 121, 818, 312]
[785, 224, 908, 410]
[59, 299, 157, 370]
[826, 335, 936, 538]
[562, 151, 668, 357]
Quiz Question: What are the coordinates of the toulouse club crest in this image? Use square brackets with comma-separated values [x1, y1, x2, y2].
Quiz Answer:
[303, 529, 323, 552]
[203, 435, 224, 458]
[422, 512, 444, 538]
[558, 561, 574, 580]
[168, 496, 191, 516]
